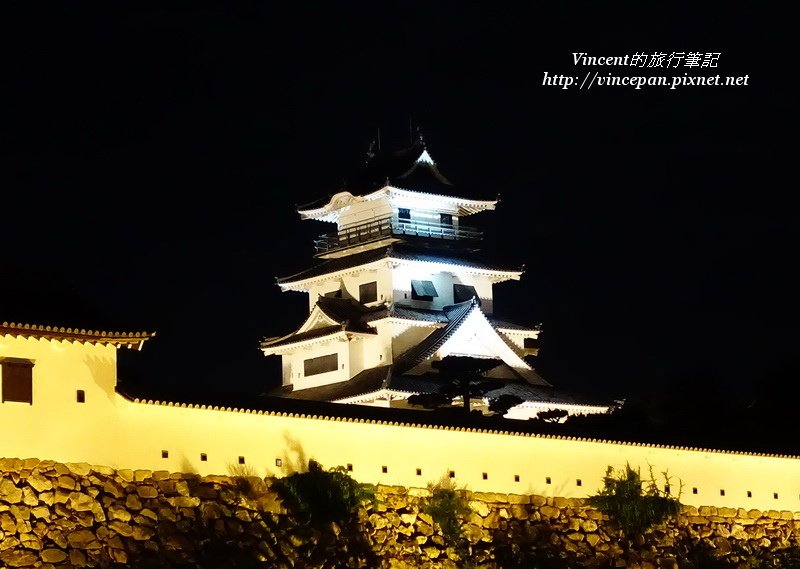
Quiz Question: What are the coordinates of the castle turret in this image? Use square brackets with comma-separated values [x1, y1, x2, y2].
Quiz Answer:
[262, 139, 611, 419]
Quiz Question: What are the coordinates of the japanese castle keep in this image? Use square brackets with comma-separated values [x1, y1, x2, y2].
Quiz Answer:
[261, 139, 611, 420]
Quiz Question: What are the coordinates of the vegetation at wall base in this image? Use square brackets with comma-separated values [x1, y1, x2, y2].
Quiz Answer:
[271, 459, 375, 527]
[587, 463, 681, 538]
[424, 475, 471, 543]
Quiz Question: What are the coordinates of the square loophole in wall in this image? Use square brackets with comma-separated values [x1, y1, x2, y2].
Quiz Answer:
[449, 471, 455, 478]
[514, 475, 520, 482]
[576, 479, 582, 487]
[747, 491, 752, 498]
[161, 450, 169, 459]
[774, 493, 779, 499]
[482, 472, 488, 480]
[347, 464, 353, 472]
[200, 453, 207, 462]
[720, 489, 725, 496]
[416, 468, 422, 476]
[546, 477, 551, 485]
[275, 458, 282, 467]
[76, 390, 85, 403]
[382, 466, 388, 474]
[692, 487, 698, 495]
[238, 456, 245, 465]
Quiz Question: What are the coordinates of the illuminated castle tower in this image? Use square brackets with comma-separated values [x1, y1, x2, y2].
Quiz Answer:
[261, 138, 610, 419]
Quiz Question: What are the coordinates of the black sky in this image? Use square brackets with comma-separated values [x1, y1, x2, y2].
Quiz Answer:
[1, 4, 796, 404]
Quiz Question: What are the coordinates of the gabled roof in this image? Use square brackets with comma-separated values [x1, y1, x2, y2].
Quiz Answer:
[296, 142, 497, 222]
[261, 297, 380, 352]
[0, 321, 154, 350]
[393, 300, 477, 374]
[277, 243, 522, 287]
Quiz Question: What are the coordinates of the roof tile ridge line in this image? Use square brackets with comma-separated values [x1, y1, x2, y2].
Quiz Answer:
[1, 321, 154, 337]
[121, 396, 799, 458]
[415, 300, 478, 363]
[480, 310, 530, 364]
[387, 185, 498, 206]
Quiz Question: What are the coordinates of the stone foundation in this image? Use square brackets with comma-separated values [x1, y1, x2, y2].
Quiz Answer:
[1, 457, 799, 568]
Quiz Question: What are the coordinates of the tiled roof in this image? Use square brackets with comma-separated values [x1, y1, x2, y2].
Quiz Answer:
[392, 300, 477, 374]
[386, 373, 612, 407]
[266, 365, 392, 401]
[388, 305, 449, 323]
[260, 324, 345, 349]
[0, 321, 154, 349]
[277, 243, 520, 285]
[490, 318, 542, 331]
[316, 296, 385, 333]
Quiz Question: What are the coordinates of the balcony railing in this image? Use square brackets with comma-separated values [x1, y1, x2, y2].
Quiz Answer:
[314, 215, 482, 255]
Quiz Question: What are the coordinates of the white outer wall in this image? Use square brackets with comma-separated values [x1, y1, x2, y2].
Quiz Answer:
[2, 334, 800, 512]
[283, 338, 349, 389]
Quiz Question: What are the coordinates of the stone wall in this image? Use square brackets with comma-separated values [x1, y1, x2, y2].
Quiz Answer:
[1, 457, 799, 568]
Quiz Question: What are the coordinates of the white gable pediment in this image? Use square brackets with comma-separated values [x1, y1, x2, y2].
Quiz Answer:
[297, 304, 341, 333]
[437, 308, 531, 370]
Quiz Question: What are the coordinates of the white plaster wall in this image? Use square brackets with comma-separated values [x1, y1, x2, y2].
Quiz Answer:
[0, 335, 123, 466]
[338, 198, 392, 229]
[4, 334, 800, 513]
[285, 339, 349, 389]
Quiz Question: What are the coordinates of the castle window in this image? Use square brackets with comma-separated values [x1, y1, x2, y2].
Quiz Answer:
[238, 456, 245, 465]
[453, 284, 478, 304]
[382, 466, 388, 473]
[514, 475, 520, 482]
[359, 281, 377, 304]
[692, 487, 698, 494]
[162, 450, 169, 459]
[523, 337, 539, 349]
[411, 280, 438, 301]
[416, 468, 422, 476]
[200, 453, 208, 462]
[482, 472, 488, 480]
[76, 390, 86, 403]
[304, 354, 338, 376]
[576, 479, 582, 487]
[546, 477, 551, 484]
[398, 208, 410, 223]
[440, 213, 453, 226]
[747, 491, 752, 498]
[449, 470, 455, 478]
[1, 358, 34, 404]
[720, 489, 725, 496]
[773, 492, 779, 499]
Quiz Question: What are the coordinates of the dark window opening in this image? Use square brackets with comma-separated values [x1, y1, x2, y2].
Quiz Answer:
[1, 358, 34, 404]
[747, 491, 752, 498]
[411, 280, 438, 301]
[76, 390, 86, 403]
[238, 456, 245, 465]
[275, 458, 282, 467]
[453, 284, 478, 304]
[774, 493, 779, 499]
[440, 213, 453, 226]
[416, 468, 422, 476]
[161, 450, 169, 459]
[449, 471, 455, 478]
[346, 463, 353, 472]
[720, 489, 725, 496]
[514, 475, 520, 482]
[398, 208, 410, 222]
[304, 354, 338, 376]
[523, 337, 539, 349]
[323, 289, 342, 298]
[200, 453, 208, 462]
[576, 479, 582, 487]
[381, 466, 388, 473]
[546, 477, 551, 484]
[482, 472, 488, 480]
[692, 487, 698, 494]
[359, 281, 377, 304]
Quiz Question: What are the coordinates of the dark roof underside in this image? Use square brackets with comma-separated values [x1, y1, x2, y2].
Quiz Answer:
[277, 243, 520, 284]
[266, 365, 392, 400]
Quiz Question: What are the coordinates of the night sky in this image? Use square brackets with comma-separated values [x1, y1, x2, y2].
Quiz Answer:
[2, 4, 795, 409]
